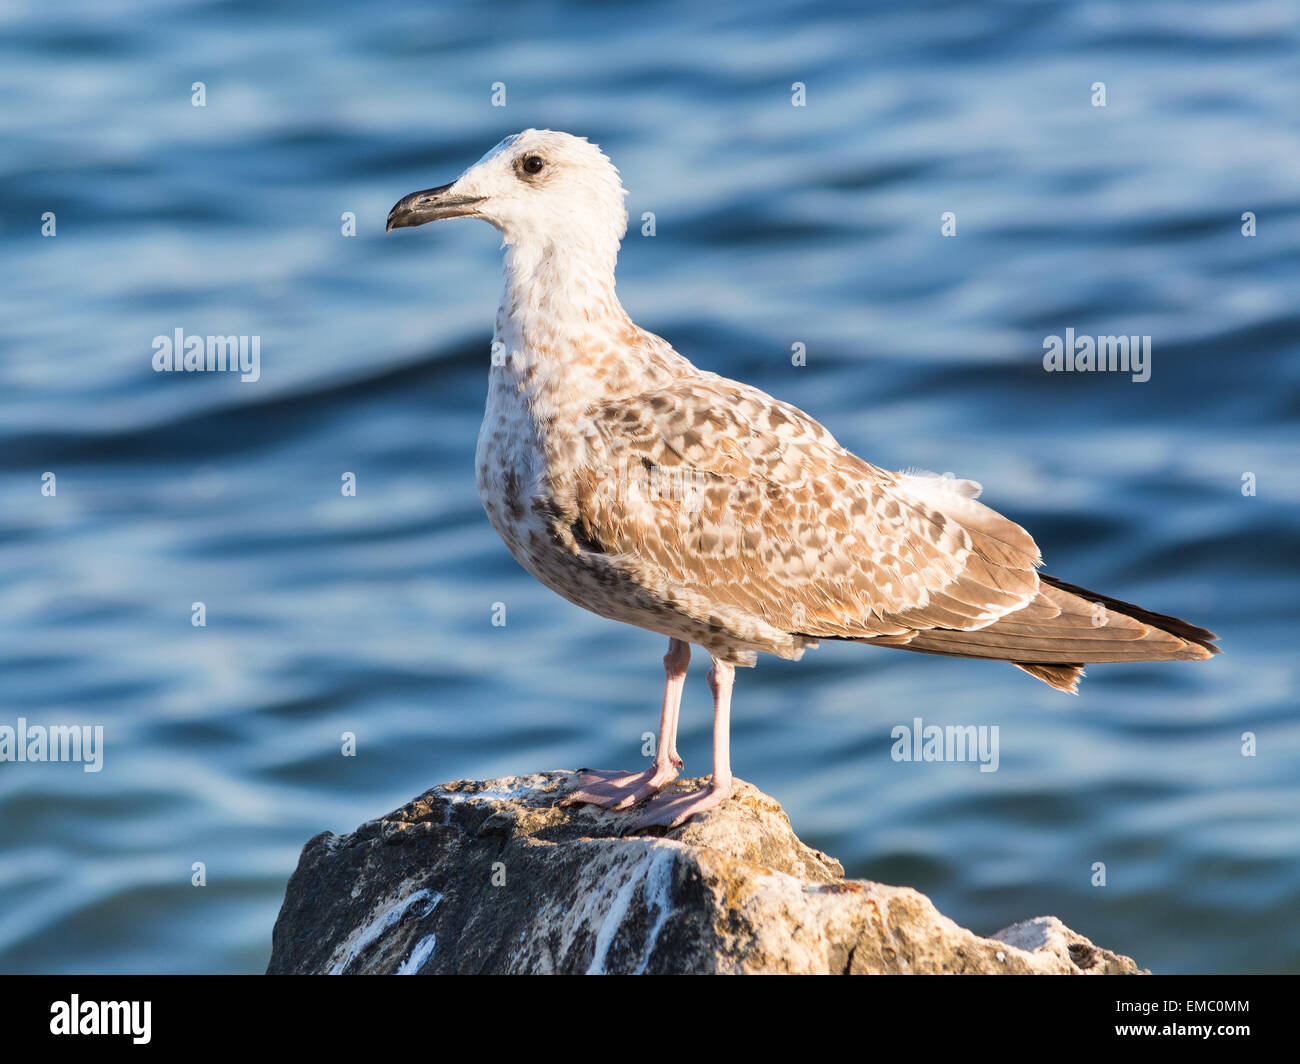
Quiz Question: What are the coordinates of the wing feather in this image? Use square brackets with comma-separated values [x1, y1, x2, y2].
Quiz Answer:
[557, 378, 1044, 654]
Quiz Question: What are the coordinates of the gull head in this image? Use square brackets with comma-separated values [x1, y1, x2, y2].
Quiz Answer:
[386, 130, 629, 260]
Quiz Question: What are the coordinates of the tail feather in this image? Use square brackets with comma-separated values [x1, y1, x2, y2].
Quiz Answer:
[1013, 662, 1085, 694]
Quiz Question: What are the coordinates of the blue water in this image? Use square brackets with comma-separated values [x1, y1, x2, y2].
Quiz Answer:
[1, 0, 1297, 975]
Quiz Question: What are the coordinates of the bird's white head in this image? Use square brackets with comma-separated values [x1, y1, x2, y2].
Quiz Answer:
[387, 130, 629, 271]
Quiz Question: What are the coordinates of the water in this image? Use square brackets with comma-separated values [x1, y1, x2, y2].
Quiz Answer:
[1, 0, 1297, 975]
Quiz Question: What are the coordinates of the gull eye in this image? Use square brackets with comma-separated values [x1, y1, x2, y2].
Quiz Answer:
[521, 155, 545, 175]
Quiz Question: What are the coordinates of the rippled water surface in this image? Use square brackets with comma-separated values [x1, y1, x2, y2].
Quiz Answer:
[1, 0, 1297, 974]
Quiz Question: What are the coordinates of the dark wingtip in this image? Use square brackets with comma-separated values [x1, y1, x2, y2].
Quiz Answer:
[1038, 573, 1221, 656]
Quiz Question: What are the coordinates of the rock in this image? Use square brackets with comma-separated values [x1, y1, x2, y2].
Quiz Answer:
[266, 771, 1145, 975]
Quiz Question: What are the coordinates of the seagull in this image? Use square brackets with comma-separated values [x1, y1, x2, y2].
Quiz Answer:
[387, 130, 1219, 829]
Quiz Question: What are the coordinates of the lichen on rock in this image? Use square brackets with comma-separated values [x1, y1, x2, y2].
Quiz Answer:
[266, 771, 1144, 975]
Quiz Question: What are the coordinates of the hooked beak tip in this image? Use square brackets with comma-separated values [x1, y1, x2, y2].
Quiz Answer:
[386, 183, 485, 233]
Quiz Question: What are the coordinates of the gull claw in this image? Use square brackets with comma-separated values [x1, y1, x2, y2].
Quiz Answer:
[630, 781, 733, 830]
[560, 766, 678, 810]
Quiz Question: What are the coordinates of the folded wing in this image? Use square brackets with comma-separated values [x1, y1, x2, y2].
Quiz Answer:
[558, 377, 1216, 689]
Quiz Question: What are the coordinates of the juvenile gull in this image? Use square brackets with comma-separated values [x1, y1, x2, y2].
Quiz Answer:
[387, 130, 1219, 828]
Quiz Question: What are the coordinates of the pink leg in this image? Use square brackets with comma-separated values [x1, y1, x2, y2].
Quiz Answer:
[562, 640, 690, 809]
[633, 656, 735, 829]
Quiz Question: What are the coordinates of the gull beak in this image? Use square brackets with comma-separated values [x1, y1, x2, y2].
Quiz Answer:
[386, 183, 486, 232]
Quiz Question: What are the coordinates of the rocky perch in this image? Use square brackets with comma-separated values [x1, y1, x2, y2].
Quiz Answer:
[267, 772, 1144, 975]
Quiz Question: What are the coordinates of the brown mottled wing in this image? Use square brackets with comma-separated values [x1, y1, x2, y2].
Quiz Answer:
[565, 378, 1043, 646]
